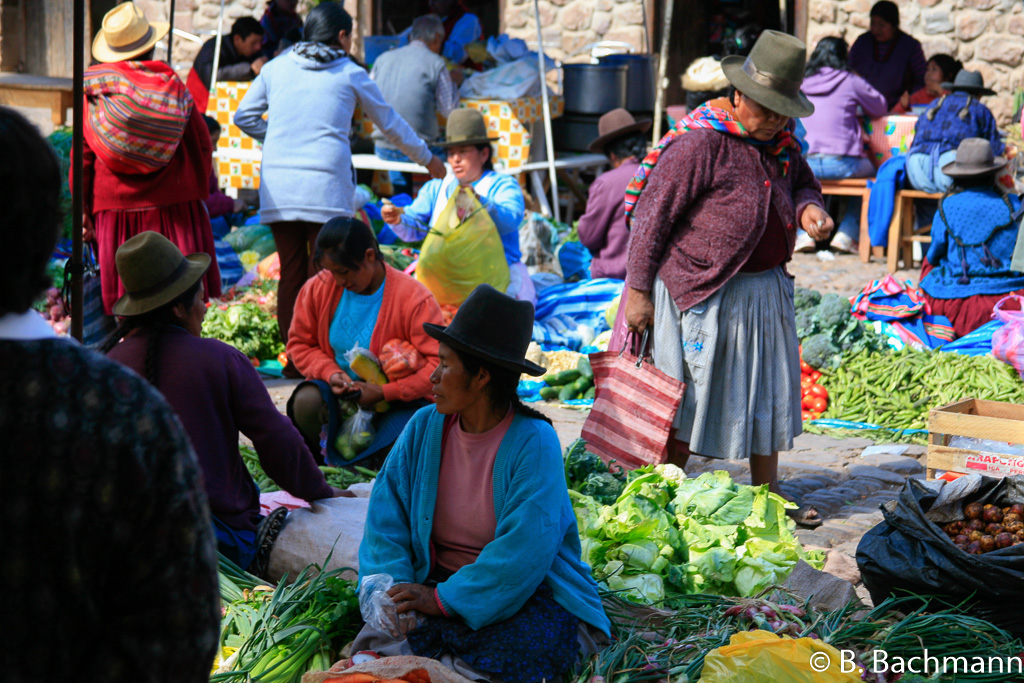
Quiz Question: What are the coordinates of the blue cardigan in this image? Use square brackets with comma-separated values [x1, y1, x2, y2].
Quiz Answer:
[359, 406, 611, 635]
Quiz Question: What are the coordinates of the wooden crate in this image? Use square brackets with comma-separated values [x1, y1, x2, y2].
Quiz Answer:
[926, 398, 1024, 479]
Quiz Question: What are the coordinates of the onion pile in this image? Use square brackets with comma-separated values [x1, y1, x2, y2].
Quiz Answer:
[944, 502, 1024, 554]
[40, 287, 69, 336]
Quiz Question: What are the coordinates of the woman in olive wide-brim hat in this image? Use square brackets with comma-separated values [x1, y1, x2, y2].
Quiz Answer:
[623, 30, 830, 527]
[82, 2, 222, 321]
[101, 231, 342, 576]
[354, 284, 611, 682]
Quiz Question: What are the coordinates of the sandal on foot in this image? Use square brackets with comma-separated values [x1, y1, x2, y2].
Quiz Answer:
[787, 504, 823, 528]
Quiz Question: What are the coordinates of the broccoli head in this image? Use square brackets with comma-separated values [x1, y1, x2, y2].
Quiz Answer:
[801, 332, 840, 369]
[795, 309, 818, 339]
[794, 287, 822, 312]
[815, 293, 853, 328]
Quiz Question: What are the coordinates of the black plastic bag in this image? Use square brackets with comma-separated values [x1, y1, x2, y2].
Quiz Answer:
[857, 475, 1024, 636]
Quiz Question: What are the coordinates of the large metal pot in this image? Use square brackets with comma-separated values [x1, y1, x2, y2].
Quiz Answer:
[599, 54, 655, 112]
[561, 63, 628, 115]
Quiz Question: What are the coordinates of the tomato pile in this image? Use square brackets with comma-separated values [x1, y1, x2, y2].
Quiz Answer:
[800, 346, 829, 421]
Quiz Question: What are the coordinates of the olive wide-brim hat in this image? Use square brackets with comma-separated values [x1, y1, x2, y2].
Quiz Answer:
[423, 284, 546, 376]
[436, 108, 500, 148]
[112, 232, 210, 317]
[941, 137, 1007, 178]
[721, 30, 814, 119]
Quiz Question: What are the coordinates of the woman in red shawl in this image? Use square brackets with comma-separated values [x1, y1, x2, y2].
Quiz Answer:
[78, 2, 220, 316]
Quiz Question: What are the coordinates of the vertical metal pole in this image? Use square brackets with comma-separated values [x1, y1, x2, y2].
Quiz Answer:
[532, 0, 560, 223]
[651, 0, 674, 142]
[167, 0, 177, 65]
[641, 0, 650, 55]
[780, 0, 789, 34]
[210, 0, 227, 98]
[71, 0, 85, 342]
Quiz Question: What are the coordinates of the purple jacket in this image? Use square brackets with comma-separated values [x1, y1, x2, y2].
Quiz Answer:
[848, 31, 926, 110]
[109, 326, 332, 532]
[802, 68, 888, 158]
[626, 129, 822, 312]
[577, 160, 637, 280]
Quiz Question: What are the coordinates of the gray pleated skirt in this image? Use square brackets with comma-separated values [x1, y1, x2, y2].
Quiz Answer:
[652, 266, 802, 459]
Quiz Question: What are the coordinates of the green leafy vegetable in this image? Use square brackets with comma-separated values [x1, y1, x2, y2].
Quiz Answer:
[202, 302, 284, 360]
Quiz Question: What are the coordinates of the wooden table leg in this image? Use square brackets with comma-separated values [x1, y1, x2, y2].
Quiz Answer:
[50, 92, 65, 128]
[901, 195, 915, 270]
[858, 188, 871, 263]
[886, 192, 903, 273]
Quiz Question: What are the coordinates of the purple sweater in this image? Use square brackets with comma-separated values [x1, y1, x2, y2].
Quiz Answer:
[577, 160, 637, 280]
[848, 31, 926, 110]
[802, 68, 888, 158]
[108, 326, 332, 532]
[626, 129, 822, 312]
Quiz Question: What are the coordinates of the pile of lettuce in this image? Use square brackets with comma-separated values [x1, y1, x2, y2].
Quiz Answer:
[202, 302, 284, 361]
[568, 451, 824, 606]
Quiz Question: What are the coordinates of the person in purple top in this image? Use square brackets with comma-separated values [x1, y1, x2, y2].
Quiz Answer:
[576, 108, 652, 280]
[848, 1, 926, 110]
[798, 37, 888, 254]
[102, 231, 346, 575]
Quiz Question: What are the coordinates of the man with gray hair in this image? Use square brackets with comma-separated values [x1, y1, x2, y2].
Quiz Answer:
[371, 14, 462, 193]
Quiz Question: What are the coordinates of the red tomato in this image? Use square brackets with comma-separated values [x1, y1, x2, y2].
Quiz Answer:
[277, 352, 288, 367]
[802, 395, 816, 410]
[811, 396, 828, 413]
[809, 384, 828, 399]
[810, 370, 822, 382]
[800, 360, 814, 375]
[250, 357, 260, 367]
[801, 410, 813, 422]
[801, 376, 813, 389]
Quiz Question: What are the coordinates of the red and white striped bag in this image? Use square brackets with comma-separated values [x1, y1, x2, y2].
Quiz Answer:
[581, 331, 685, 469]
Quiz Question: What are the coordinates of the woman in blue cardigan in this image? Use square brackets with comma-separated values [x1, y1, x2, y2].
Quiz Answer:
[355, 285, 610, 683]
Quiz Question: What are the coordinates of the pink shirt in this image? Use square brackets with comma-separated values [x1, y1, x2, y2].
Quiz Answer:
[432, 410, 514, 574]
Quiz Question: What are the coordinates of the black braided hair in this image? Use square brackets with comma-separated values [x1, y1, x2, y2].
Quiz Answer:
[97, 279, 203, 389]
[453, 348, 553, 426]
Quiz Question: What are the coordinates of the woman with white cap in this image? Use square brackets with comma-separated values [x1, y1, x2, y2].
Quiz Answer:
[78, 2, 221, 317]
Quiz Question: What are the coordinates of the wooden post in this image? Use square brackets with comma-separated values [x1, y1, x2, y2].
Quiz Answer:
[71, 0, 85, 342]
[651, 0, 674, 142]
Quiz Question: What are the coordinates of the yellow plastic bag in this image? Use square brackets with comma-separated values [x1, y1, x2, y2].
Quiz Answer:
[700, 631, 862, 683]
[416, 185, 510, 306]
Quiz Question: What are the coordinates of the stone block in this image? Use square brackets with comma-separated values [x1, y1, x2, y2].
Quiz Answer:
[561, 32, 592, 57]
[978, 35, 1024, 66]
[602, 26, 645, 50]
[827, 486, 865, 502]
[785, 560, 864, 613]
[858, 454, 925, 475]
[917, 0, 942, 6]
[847, 464, 908, 486]
[844, 477, 884, 495]
[560, 1, 594, 31]
[593, 11, 612, 35]
[840, 0, 870, 14]
[841, 504, 885, 515]
[612, 2, 644, 25]
[921, 37, 956, 59]
[795, 530, 834, 548]
[923, 9, 954, 34]
[957, 11, 988, 41]
[597, 0, 614, 10]
[818, 524, 867, 545]
[1010, 15, 1024, 35]
[808, 27, 847, 49]
[823, 549, 862, 584]
[810, 0, 837, 24]
[963, 0, 999, 8]
[549, 0, 570, 6]
[958, 42, 976, 63]
[988, 95, 1015, 127]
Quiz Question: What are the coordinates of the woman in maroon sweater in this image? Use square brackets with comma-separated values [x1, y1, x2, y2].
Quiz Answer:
[102, 231, 341, 575]
[625, 32, 831, 526]
[77, 3, 221, 316]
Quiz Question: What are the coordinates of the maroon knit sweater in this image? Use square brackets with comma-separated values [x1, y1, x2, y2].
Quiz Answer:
[626, 128, 823, 312]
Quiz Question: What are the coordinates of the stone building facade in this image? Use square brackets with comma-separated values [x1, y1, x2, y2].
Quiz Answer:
[503, 0, 650, 64]
[807, 0, 1023, 125]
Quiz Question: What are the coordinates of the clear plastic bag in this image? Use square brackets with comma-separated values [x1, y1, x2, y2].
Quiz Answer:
[358, 573, 424, 639]
[343, 344, 389, 412]
[379, 338, 425, 381]
[334, 407, 376, 462]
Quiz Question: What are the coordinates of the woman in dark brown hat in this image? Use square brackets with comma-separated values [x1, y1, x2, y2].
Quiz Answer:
[354, 284, 610, 682]
[576, 108, 652, 280]
[101, 231, 344, 576]
[919, 138, 1024, 337]
[624, 30, 830, 526]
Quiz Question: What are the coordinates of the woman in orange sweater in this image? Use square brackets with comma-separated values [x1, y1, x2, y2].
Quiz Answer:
[287, 217, 442, 464]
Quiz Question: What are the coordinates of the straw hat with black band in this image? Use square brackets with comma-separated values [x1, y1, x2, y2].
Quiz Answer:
[112, 232, 210, 317]
[941, 70, 996, 98]
[436, 108, 499, 148]
[941, 137, 1006, 178]
[423, 284, 546, 376]
[720, 30, 814, 119]
[589, 108, 653, 155]
[93, 2, 169, 64]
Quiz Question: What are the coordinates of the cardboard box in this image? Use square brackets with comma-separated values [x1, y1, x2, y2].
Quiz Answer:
[926, 398, 1024, 480]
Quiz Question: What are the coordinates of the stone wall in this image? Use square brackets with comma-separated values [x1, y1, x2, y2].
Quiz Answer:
[502, 0, 648, 64]
[807, 0, 1022, 125]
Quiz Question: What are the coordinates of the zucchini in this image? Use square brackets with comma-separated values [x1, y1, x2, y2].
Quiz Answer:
[577, 355, 593, 379]
[543, 369, 578, 386]
[539, 386, 560, 400]
[583, 386, 596, 400]
[570, 377, 592, 394]
[558, 384, 577, 401]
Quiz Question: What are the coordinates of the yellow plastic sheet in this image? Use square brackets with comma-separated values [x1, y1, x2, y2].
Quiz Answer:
[416, 186, 510, 306]
[700, 631, 862, 683]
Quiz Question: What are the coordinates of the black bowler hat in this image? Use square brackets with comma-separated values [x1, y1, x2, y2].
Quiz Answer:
[423, 284, 546, 376]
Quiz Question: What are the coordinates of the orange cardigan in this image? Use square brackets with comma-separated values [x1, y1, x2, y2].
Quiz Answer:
[288, 264, 442, 403]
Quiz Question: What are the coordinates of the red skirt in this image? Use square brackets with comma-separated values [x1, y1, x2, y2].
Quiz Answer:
[921, 261, 1022, 338]
[94, 199, 222, 315]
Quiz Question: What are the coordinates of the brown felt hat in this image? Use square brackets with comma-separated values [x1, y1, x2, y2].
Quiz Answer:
[721, 30, 814, 119]
[589, 108, 652, 154]
[941, 137, 1006, 178]
[112, 232, 210, 317]
[436, 108, 499, 148]
[92, 2, 169, 63]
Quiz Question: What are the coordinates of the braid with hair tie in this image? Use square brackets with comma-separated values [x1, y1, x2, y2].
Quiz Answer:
[926, 94, 947, 121]
[97, 317, 137, 354]
[958, 94, 974, 121]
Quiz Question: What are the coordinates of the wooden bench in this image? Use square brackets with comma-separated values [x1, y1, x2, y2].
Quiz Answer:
[819, 178, 873, 263]
[884, 188, 943, 273]
[0, 73, 74, 127]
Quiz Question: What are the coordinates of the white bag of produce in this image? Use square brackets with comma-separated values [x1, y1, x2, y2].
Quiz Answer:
[266, 496, 369, 583]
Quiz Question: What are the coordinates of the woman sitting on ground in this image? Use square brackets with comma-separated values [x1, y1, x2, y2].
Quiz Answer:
[799, 36, 888, 254]
[286, 217, 442, 464]
[919, 138, 1024, 338]
[352, 285, 610, 683]
[891, 54, 961, 114]
[102, 232, 342, 575]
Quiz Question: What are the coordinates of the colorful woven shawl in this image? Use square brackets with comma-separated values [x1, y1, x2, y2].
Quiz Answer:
[84, 61, 193, 175]
[624, 100, 797, 226]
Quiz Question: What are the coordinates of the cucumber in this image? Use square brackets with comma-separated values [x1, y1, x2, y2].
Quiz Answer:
[558, 384, 577, 401]
[577, 356, 593, 379]
[539, 386, 560, 400]
[543, 373, 567, 386]
[544, 369, 581, 386]
[570, 377, 592, 395]
[583, 386, 596, 400]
